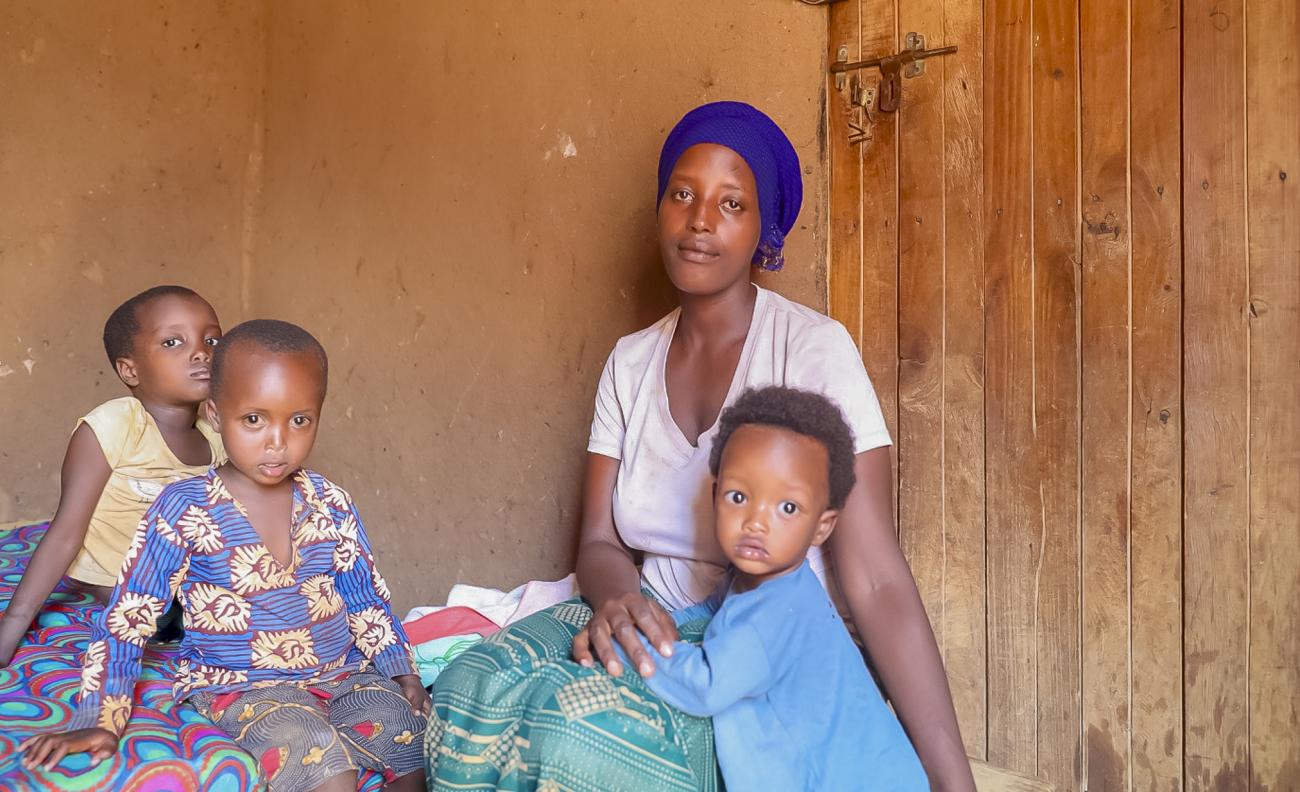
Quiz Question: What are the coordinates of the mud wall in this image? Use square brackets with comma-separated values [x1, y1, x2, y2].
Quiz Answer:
[0, 2, 266, 523]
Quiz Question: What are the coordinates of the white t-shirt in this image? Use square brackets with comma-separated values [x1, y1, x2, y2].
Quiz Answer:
[588, 285, 892, 611]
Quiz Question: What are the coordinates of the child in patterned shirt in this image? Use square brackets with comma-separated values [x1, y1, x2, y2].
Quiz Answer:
[21, 319, 429, 792]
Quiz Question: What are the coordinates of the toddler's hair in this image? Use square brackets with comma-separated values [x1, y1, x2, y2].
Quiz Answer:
[102, 285, 205, 367]
[709, 386, 857, 509]
[210, 319, 329, 398]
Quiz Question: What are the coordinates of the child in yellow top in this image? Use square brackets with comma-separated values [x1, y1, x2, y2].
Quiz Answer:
[0, 285, 225, 665]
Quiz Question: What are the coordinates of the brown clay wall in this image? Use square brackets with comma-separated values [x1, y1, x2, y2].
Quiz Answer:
[0, 2, 266, 523]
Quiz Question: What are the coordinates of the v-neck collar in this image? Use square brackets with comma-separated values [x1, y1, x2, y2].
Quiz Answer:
[656, 284, 768, 458]
[206, 467, 317, 571]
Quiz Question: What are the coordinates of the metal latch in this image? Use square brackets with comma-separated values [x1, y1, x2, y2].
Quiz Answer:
[832, 33, 957, 113]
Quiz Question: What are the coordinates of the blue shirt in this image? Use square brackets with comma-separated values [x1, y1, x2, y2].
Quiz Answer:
[626, 561, 928, 791]
[70, 468, 414, 735]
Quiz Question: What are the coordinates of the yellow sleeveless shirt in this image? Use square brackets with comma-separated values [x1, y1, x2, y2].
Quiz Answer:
[67, 397, 226, 586]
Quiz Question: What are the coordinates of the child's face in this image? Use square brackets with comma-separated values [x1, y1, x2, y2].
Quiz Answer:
[207, 345, 325, 488]
[657, 143, 762, 297]
[117, 295, 221, 405]
[713, 424, 839, 588]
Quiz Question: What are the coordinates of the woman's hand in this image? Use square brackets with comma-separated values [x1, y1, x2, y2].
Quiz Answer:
[573, 455, 679, 676]
[395, 674, 431, 716]
[19, 728, 118, 770]
[572, 590, 678, 677]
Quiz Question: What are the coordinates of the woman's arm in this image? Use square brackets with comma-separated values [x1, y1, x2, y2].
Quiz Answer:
[571, 452, 678, 676]
[832, 447, 976, 792]
[0, 424, 111, 666]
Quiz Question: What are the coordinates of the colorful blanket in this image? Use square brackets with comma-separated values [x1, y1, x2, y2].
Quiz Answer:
[0, 522, 385, 791]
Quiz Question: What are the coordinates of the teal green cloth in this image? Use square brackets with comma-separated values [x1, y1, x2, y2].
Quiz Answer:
[426, 598, 719, 792]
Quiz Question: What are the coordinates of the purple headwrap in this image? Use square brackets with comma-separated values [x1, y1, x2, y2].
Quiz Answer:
[657, 101, 803, 271]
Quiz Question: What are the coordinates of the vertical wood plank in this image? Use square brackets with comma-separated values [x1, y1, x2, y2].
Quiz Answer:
[1030, 0, 1083, 784]
[859, 0, 900, 512]
[983, 0, 1038, 773]
[1129, 0, 1185, 786]
[828, 0, 864, 348]
[1182, 0, 1251, 783]
[1079, 0, 1132, 785]
[896, 0, 947, 660]
[940, 0, 989, 759]
[1245, 0, 1300, 783]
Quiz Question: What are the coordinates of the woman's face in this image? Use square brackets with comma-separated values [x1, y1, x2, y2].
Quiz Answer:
[657, 143, 762, 298]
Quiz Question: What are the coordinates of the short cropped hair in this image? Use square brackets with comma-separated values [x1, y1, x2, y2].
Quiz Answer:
[102, 285, 204, 366]
[709, 386, 857, 509]
[210, 319, 329, 398]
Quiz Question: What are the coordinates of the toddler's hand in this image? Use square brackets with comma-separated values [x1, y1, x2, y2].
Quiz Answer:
[395, 673, 430, 716]
[20, 728, 118, 770]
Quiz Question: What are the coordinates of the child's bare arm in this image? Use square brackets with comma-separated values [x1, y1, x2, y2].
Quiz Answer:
[19, 728, 118, 770]
[0, 425, 111, 666]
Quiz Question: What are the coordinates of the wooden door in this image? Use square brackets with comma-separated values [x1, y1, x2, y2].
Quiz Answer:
[825, 0, 1299, 788]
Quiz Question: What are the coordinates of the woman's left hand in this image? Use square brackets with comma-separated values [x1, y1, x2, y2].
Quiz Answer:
[395, 674, 431, 716]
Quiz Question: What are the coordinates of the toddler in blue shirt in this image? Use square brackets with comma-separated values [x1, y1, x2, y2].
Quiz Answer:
[620, 385, 928, 791]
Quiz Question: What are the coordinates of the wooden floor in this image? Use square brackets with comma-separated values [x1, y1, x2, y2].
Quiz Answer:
[825, 0, 1299, 788]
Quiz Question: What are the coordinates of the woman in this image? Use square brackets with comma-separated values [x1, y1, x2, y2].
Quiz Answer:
[427, 102, 975, 792]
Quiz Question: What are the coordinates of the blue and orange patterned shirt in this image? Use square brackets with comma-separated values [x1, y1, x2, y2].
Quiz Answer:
[70, 467, 416, 736]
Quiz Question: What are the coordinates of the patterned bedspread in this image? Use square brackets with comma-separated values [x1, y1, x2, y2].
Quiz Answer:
[0, 522, 385, 791]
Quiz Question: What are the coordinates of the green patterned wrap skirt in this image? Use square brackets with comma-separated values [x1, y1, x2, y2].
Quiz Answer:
[425, 598, 719, 792]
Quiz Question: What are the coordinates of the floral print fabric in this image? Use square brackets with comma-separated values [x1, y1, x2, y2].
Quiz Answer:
[70, 468, 415, 735]
[189, 670, 425, 792]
